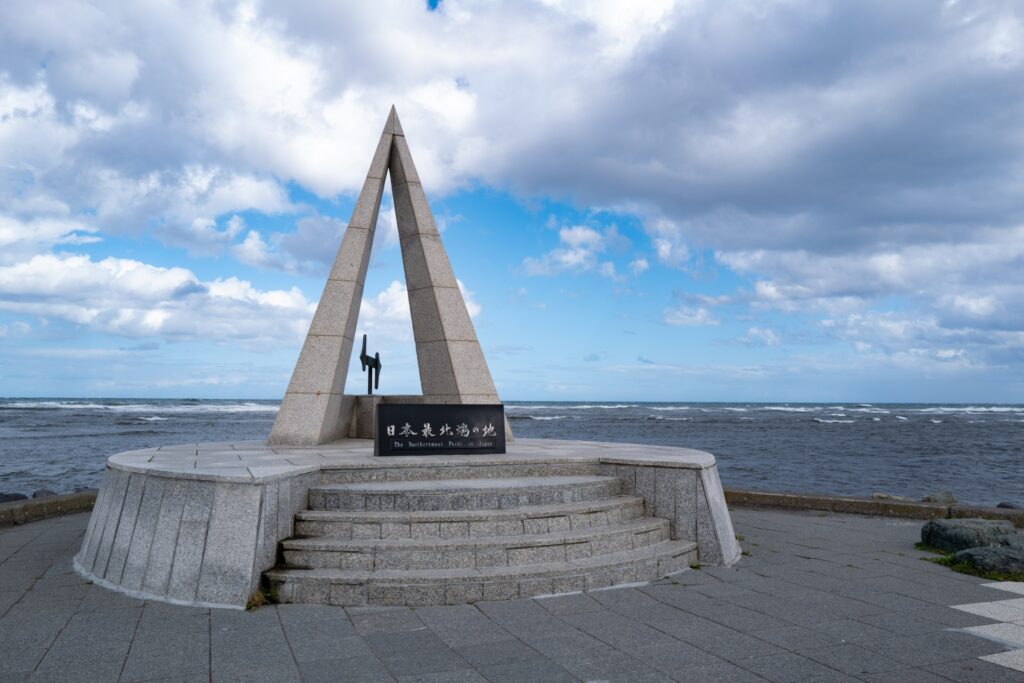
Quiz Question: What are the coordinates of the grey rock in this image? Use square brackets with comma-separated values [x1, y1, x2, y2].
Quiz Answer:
[997, 501, 1021, 509]
[921, 490, 957, 504]
[0, 492, 28, 502]
[31, 489, 58, 499]
[921, 518, 1015, 552]
[954, 545, 1024, 574]
[995, 533, 1024, 548]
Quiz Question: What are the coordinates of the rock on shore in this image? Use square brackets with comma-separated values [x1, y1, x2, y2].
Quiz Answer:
[921, 518, 1015, 553]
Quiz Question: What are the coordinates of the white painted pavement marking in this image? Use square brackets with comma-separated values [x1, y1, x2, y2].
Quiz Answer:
[963, 622, 1024, 648]
[983, 581, 1024, 596]
[980, 649, 1024, 672]
[952, 600, 1024, 622]
[953, 587, 1024, 674]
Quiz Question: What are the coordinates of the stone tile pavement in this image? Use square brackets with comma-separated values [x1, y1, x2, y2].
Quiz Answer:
[2, 508, 1024, 681]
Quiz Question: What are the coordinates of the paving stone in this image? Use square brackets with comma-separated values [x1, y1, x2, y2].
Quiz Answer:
[925, 656, 1024, 682]
[739, 651, 858, 682]
[364, 628, 470, 676]
[857, 630, 1011, 666]
[396, 669, 486, 683]
[801, 642, 904, 675]
[121, 617, 210, 681]
[477, 658, 580, 682]
[298, 655, 394, 683]
[349, 606, 425, 634]
[536, 592, 604, 615]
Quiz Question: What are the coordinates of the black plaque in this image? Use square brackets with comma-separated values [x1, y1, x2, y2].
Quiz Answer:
[375, 404, 506, 456]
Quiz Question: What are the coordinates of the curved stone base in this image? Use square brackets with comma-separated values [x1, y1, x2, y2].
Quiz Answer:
[76, 439, 740, 608]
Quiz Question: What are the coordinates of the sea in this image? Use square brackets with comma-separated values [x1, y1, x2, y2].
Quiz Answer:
[0, 399, 1021, 507]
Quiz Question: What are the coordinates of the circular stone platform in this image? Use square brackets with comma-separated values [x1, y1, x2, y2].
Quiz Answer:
[75, 439, 740, 609]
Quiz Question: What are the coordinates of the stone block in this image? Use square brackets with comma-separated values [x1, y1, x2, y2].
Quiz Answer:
[698, 466, 741, 565]
[120, 477, 166, 591]
[674, 470, 699, 542]
[475, 546, 508, 567]
[308, 279, 360, 337]
[168, 520, 208, 601]
[393, 179, 439, 238]
[330, 583, 367, 606]
[439, 522, 469, 538]
[401, 234, 458, 291]
[79, 469, 116, 570]
[196, 483, 262, 604]
[508, 544, 565, 565]
[92, 470, 130, 576]
[482, 582, 518, 601]
[404, 585, 445, 606]
[347, 176, 385, 230]
[449, 342, 499, 396]
[368, 585, 405, 605]
[142, 480, 188, 595]
[269, 392, 347, 446]
[414, 341, 459, 396]
[388, 135, 420, 185]
[352, 523, 381, 540]
[653, 469, 677, 523]
[285, 334, 351, 395]
[445, 583, 483, 605]
[367, 133, 393, 180]
[327, 228, 373, 286]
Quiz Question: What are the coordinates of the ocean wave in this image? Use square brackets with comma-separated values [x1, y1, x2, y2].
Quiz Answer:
[722, 407, 749, 412]
[827, 413, 847, 417]
[510, 415, 572, 421]
[648, 416, 690, 421]
[762, 406, 818, 412]
[138, 416, 170, 421]
[813, 418, 855, 424]
[895, 416, 908, 421]
[3, 400, 278, 413]
[915, 406, 1024, 414]
[930, 419, 942, 424]
[848, 407, 891, 414]
[649, 406, 692, 411]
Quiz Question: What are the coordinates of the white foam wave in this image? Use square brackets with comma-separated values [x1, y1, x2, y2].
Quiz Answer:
[651, 416, 690, 421]
[722, 407, 749, 412]
[649, 406, 692, 411]
[762, 406, 818, 412]
[915, 406, 1024, 414]
[814, 418, 855, 424]
[526, 415, 571, 421]
[4, 400, 278, 413]
[827, 413, 847, 417]
[895, 416, 908, 421]
[930, 419, 942, 424]
[138, 416, 170, 421]
[849, 407, 891, 414]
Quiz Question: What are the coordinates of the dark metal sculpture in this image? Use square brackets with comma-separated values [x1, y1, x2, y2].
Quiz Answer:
[359, 334, 381, 395]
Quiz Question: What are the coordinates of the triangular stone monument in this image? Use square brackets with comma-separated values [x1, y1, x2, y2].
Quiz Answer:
[269, 107, 508, 446]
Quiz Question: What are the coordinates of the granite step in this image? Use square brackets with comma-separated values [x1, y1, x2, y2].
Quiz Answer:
[319, 460, 601, 484]
[307, 475, 623, 512]
[294, 496, 647, 539]
[266, 539, 699, 606]
[281, 517, 670, 570]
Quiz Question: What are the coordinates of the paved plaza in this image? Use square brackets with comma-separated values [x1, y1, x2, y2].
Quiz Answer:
[2, 507, 1023, 682]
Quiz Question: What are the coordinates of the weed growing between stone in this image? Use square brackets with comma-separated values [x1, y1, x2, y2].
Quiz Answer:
[916, 542, 1024, 582]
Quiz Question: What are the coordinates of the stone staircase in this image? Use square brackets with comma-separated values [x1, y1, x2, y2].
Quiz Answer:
[265, 473, 698, 606]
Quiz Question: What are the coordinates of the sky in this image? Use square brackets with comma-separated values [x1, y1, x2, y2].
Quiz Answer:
[1, 0, 1023, 403]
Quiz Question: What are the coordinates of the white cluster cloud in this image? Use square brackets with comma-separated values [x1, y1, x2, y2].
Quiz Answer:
[0, 253, 314, 347]
[523, 224, 631, 280]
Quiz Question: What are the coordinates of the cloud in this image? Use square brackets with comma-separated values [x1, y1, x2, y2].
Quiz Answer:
[629, 258, 649, 275]
[232, 213, 347, 276]
[0, 253, 314, 348]
[663, 306, 718, 327]
[522, 224, 629, 279]
[738, 327, 781, 347]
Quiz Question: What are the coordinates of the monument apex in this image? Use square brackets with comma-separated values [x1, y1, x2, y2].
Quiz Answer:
[269, 107, 506, 446]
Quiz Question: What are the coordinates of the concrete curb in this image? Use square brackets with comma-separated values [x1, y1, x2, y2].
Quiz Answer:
[724, 488, 1024, 527]
[0, 490, 97, 528]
